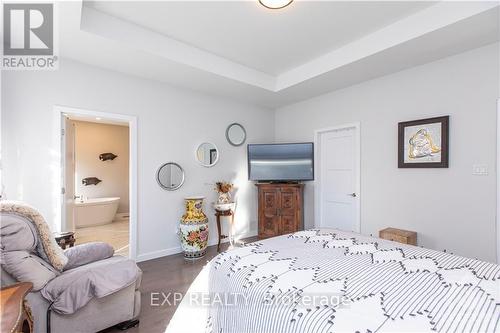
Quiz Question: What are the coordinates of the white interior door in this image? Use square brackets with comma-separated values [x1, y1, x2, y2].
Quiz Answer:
[61, 116, 76, 232]
[316, 125, 360, 232]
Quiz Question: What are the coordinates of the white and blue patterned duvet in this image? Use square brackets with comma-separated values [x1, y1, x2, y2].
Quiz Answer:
[166, 229, 500, 333]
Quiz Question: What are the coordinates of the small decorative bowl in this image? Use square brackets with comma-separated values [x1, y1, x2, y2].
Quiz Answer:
[213, 202, 235, 211]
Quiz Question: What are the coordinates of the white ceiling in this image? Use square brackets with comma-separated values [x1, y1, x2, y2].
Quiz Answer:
[85, 1, 434, 75]
[57, 1, 499, 108]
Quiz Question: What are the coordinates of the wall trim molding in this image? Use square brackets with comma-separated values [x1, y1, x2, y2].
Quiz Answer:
[136, 230, 258, 263]
[497, 98, 500, 264]
[137, 246, 182, 262]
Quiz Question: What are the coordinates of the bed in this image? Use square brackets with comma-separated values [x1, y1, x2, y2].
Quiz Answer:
[166, 229, 500, 333]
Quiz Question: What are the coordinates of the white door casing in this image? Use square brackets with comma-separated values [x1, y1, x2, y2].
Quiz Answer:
[61, 116, 76, 232]
[56, 105, 138, 260]
[315, 123, 360, 232]
[497, 98, 500, 264]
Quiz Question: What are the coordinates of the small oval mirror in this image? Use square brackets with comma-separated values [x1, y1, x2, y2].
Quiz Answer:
[226, 123, 247, 146]
[195, 142, 219, 167]
[156, 162, 185, 191]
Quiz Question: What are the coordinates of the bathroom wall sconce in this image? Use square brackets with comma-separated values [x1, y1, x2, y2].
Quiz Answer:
[82, 177, 102, 186]
[99, 153, 117, 161]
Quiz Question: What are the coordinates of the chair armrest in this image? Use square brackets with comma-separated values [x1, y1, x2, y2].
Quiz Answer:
[64, 242, 114, 271]
[41, 256, 139, 315]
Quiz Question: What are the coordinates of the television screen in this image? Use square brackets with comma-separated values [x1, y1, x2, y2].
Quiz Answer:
[248, 143, 314, 181]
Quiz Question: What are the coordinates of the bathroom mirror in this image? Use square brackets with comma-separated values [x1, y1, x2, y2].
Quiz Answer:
[195, 142, 219, 167]
[156, 162, 185, 191]
[226, 123, 247, 146]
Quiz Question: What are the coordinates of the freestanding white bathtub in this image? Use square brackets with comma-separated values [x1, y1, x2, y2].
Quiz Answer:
[74, 197, 120, 228]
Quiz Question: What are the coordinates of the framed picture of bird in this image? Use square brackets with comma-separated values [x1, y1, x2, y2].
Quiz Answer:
[398, 116, 449, 168]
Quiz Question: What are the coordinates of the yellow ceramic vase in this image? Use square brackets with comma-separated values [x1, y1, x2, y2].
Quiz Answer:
[180, 196, 209, 259]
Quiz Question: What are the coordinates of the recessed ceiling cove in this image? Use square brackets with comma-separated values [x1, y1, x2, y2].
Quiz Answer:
[59, 1, 499, 107]
[84, 1, 434, 75]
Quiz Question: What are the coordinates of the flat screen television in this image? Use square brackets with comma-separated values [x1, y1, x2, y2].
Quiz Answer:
[247, 143, 314, 182]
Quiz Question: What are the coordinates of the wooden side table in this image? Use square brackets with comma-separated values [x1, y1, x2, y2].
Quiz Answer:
[379, 227, 417, 246]
[54, 231, 76, 249]
[1, 282, 34, 333]
[215, 209, 235, 252]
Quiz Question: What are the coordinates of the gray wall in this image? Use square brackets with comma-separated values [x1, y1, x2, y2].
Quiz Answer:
[275, 43, 499, 262]
[2, 43, 498, 263]
[2, 59, 275, 261]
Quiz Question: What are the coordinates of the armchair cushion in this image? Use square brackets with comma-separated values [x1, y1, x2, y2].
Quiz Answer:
[1, 202, 68, 271]
[0, 213, 38, 252]
[41, 255, 140, 315]
[1, 250, 58, 290]
[64, 242, 114, 271]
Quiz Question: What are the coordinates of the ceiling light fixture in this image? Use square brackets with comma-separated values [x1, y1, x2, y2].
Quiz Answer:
[259, 0, 293, 10]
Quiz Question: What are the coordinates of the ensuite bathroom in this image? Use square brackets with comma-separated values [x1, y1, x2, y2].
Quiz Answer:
[63, 116, 130, 257]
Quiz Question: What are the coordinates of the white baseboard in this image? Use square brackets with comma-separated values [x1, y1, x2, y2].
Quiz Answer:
[135, 229, 258, 263]
[136, 246, 182, 262]
[208, 229, 258, 246]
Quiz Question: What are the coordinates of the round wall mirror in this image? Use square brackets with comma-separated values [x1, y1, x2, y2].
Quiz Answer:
[226, 123, 247, 146]
[156, 162, 185, 191]
[195, 142, 219, 167]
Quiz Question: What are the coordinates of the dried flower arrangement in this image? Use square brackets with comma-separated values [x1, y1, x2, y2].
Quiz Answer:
[214, 181, 234, 205]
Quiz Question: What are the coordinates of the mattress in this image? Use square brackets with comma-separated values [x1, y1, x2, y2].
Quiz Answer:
[166, 229, 500, 333]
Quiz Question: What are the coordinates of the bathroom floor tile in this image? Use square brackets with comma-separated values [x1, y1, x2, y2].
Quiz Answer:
[75, 220, 130, 257]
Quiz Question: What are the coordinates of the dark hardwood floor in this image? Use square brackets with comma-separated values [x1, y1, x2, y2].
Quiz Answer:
[102, 237, 259, 333]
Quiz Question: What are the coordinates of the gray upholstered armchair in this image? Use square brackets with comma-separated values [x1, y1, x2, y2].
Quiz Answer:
[0, 202, 141, 333]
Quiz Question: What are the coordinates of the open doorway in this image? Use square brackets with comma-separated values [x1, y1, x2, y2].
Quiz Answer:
[58, 106, 137, 259]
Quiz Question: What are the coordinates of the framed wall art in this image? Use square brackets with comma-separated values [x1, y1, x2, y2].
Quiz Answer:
[398, 116, 449, 168]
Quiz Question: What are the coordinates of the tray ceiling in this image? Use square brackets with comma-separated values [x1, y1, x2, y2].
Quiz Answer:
[56, 1, 499, 108]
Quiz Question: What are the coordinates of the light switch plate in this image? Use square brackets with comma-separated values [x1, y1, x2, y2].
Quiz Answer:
[472, 164, 488, 175]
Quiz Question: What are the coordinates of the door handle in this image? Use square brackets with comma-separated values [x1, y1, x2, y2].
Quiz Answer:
[348, 193, 357, 197]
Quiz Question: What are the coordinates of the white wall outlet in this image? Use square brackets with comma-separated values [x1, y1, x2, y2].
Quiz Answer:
[472, 164, 488, 176]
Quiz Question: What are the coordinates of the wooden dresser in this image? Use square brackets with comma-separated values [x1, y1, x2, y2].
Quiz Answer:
[256, 183, 304, 239]
[1, 282, 34, 333]
[379, 227, 417, 246]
